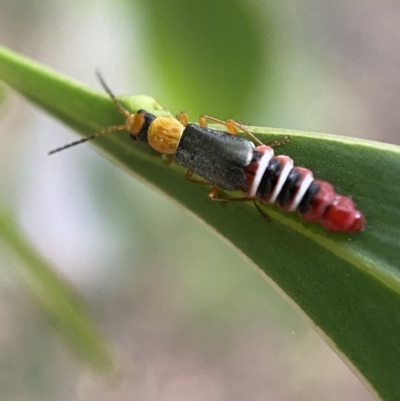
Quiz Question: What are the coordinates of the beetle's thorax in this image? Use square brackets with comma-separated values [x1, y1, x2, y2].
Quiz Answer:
[147, 116, 185, 154]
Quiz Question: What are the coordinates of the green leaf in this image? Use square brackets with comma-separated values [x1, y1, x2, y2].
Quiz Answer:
[135, 0, 269, 118]
[1, 44, 400, 401]
[0, 205, 113, 374]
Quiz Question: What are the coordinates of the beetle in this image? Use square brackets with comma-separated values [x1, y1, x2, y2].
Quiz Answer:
[49, 73, 365, 232]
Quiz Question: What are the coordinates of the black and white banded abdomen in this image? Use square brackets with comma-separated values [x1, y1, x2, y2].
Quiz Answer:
[243, 145, 365, 232]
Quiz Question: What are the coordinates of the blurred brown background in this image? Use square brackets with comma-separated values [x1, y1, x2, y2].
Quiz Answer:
[1, 0, 398, 400]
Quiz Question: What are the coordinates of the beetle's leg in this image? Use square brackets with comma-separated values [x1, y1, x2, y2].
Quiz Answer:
[185, 169, 214, 186]
[184, 182, 271, 222]
[177, 112, 189, 126]
[207, 188, 271, 222]
[199, 115, 290, 148]
[185, 179, 256, 202]
[162, 154, 174, 165]
[199, 115, 261, 145]
[262, 136, 290, 148]
[207, 187, 256, 203]
[199, 115, 239, 136]
[253, 201, 272, 222]
[228, 120, 290, 148]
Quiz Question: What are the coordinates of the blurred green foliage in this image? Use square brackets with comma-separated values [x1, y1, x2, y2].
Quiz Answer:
[133, 0, 271, 118]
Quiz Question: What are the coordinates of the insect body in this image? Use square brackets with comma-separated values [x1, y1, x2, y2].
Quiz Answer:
[49, 73, 365, 233]
[174, 124, 255, 191]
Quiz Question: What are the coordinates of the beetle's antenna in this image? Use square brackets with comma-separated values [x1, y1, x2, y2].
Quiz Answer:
[96, 69, 131, 117]
[48, 71, 132, 155]
[48, 124, 127, 155]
